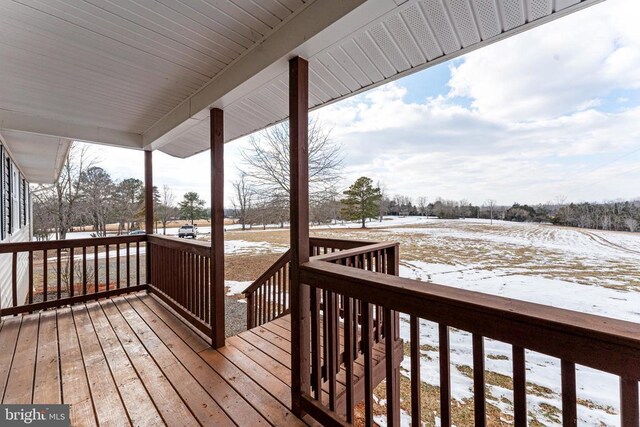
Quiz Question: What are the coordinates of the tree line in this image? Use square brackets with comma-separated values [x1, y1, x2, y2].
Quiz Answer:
[32, 145, 210, 240]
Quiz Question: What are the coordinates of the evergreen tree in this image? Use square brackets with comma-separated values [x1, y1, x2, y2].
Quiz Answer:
[178, 192, 206, 225]
[341, 177, 382, 228]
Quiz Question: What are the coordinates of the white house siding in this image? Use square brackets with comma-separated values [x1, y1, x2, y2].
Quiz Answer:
[0, 141, 32, 310]
[0, 227, 29, 309]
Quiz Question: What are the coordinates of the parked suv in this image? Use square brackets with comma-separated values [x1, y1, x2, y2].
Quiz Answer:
[178, 224, 197, 238]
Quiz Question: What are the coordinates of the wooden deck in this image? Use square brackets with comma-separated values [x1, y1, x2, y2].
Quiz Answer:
[0, 292, 308, 426]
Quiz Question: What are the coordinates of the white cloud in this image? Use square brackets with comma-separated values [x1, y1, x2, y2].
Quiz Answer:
[446, 0, 640, 122]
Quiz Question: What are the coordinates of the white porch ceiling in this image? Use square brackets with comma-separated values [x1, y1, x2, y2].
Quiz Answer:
[0, 0, 602, 165]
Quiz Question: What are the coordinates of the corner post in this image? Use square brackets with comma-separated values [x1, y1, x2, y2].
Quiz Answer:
[144, 150, 153, 285]
[210, 108, 225, 348]
[289, 56, 310, 415]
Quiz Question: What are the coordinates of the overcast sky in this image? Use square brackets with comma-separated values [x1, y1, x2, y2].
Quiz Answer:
[92, 0, 640, 208]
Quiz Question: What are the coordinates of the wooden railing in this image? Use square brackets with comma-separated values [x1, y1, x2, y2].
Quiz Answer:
[244, 250, 291, 329]
[298, 259, 640, 426]
[0, 235, 147, 316]
[147, 235, 213, 336]
[244, 237, 392, 329]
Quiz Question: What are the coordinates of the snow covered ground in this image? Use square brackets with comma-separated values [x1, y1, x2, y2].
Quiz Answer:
[64, 216, 639, 425]
[313, 217, 640, 426]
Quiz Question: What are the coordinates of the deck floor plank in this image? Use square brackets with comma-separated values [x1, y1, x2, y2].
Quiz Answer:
[33, 311, 61, 404]
[135, 294, 304, 427]
[57, 308, 97, 426]
[0, 317, 22, 402]
[71, 305, 130, 427]
[3, 314, 39, 404]
[99, 299, 199, 427]
[85, 302, 163, 427]
[111, 297, 235, 427]
[125, 294, 269, 426]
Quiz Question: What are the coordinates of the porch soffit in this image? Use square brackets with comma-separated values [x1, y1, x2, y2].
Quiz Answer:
[153, 0, 603, 158]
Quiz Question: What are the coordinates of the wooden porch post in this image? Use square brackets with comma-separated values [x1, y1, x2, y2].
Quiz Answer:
[210, 108, 225, 348]
[144, 150, 153, 285]
[289, 56, 310, 415]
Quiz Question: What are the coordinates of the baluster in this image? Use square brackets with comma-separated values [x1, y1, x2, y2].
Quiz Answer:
[82, 246, 87, 295]
[561, 361, 577, 426]
[28, 251, 33, 306]
[344, 296, 355, 423]
[247, 293, 254, 329]
[11, 252, 17, 308]
[261, 282, 267, 324]
[322, 289, 329, 381]
[105, 244, 110, 291]
[363, 302, 374, 426]
[513, 346, 527, 426]
[410, 316, 421, 425]
[116, 243, 120, 288]
[136, 241, 140, 286]
[56, 248, 62, 299]
[473, 334, 486, 427]
[620, 377, 639, 427]
[385, 308, 400, 426]
[43, 250, 48, 302]
[126, 243, 131, 287]
[277, 269, 282, 315]
[327, 291, 337, 411]
[94, 245, 99, 293]
[69, 247, 74, 297]
[439, 324, 451, 427]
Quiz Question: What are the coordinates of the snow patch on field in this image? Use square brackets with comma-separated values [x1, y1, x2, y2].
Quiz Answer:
[225, 239, 287, 254]
[225, 280, 251, 298]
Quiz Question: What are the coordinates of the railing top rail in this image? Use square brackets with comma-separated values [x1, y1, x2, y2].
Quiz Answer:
[0, 234, 147, 253]
[309, 236, 380, 250]
[243, 249, 291, 295]
[300, 260, 640, 379]
[147, 234, 211, 257]
[310, 241, 399, 263]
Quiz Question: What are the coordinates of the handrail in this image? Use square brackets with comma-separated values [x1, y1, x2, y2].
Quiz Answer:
[0, 234, 146, 253]
[242, 250, 291, 295]
[299, 259, 640, 426]
[311, 242, 399, 263]
[147, 234, 210, 257]
[242, 237, 387, 329]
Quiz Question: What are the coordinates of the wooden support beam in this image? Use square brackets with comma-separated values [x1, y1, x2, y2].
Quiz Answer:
[210, 108, 225, 349]
[289, 56, 310, 416]
[144, 150, 153, 285]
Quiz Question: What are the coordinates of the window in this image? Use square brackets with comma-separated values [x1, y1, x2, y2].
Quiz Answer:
[4, 155, 10, 236]
[0, 144, 4, 241]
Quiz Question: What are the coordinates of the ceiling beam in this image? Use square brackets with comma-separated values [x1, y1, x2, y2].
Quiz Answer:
[142, 0, 371, 150]
[0, 109, 142, 149]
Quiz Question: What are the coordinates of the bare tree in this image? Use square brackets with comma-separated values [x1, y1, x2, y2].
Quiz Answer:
[156, 185, 177, 235]
[231, 172, 254, 231]
[485, 199, 497, 225]
[32, 143, 96, 239]
[377, 181, 388, 222]
[240, 119, 343, 205]
[624, 217, 638, 232]
[417, 196, 428, 216]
